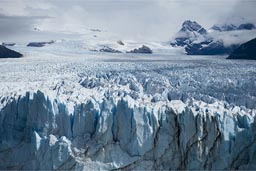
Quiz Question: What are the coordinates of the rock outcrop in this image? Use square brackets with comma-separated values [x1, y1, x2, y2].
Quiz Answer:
[2, 43, 15, 47]
[99, 46, 122, 53]
[117, 40, 125, 46]
[27, 41, 54, 47]
[127, 45, 153, 54]
[0, 45, 23, 58]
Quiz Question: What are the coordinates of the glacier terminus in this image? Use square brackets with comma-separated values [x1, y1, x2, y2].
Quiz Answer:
[0, 48, 255, 170]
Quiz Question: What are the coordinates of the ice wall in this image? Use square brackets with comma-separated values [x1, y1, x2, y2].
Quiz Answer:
[0, 91, 255, 170]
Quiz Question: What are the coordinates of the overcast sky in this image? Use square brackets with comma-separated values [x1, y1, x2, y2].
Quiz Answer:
[0, 0, 255, 42]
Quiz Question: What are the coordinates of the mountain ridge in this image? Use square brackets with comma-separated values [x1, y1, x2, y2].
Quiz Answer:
[227, 37, 256, 60]
[171, 20, 256, 55]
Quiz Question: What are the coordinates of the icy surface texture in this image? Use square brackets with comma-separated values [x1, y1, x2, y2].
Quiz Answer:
[0, 91, 256, 170]
[0, 52, 256, 170]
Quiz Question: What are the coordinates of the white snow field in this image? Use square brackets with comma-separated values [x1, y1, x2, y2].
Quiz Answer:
[0, 43, 256, 170]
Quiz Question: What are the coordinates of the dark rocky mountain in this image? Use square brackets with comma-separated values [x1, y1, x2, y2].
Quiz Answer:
[99, 46, 121, 53]
[117, 40, 124, 46]
[227, 38, 256, 60]
[0, 45, 23, 58]
[185, 40, 238, 55]
[210, 25, 222, 32]
[2, 42, 15, 47]
[238, 23, 256, 30]
[127, 45, 153, 54]
[210, 24, 238, 32]
[211, 23, 255, 32]
[27, 41, 54, 47]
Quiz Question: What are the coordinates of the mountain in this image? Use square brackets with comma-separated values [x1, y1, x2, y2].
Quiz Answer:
[27, 41, 54, 47]
[227, 38, 256, 60]
[210, 23, 256, 32]
[99, 46, 122, 53]
[0, 45, 23, 58]
[170, 20, 209, 47]
[238, 23, 256, 30]
[210, 24, 238, 32]
[171, 20, 256, 55]
[127, 45, 153, 54]
[185, 40, 239, 55]
[180, 20, 207, 35]
[2, 42, 15, 46]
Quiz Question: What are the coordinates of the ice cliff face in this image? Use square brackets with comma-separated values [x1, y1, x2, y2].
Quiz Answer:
[0, 90, 256, 170]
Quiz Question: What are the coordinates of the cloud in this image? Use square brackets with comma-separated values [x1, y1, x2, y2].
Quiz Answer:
[219, 1, 256, 25]
[0, 13, 51, 41]
[210, 30, 256, 47]
[0, 0, 52, 16]
[0, 0, 255, 42]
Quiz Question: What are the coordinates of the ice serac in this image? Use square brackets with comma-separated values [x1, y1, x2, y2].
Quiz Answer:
[0, 91, 256, 170]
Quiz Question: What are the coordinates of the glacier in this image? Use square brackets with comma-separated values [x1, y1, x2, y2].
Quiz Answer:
[0, 90, 256, 170]
[0, 49, 256, 170]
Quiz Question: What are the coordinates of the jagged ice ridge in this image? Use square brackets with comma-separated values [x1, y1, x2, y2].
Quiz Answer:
[0, 52, 255, 170]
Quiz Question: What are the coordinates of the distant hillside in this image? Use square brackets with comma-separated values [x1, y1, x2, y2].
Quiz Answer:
[227, 38, 256, 60]
[0, 45, 23, 58]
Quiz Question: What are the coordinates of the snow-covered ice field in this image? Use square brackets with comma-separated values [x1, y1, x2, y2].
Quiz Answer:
[0, 46, 256, 170]
[1, 46, 255, 109]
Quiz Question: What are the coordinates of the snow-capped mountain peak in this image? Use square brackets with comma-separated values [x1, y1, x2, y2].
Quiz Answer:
[170, 20, 209, 47]
[180, 20, 207, 35]
[171, 20, 256, 55]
